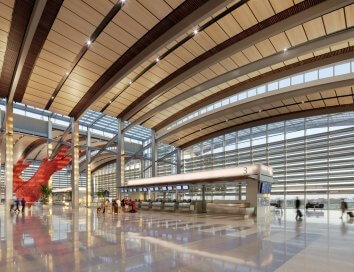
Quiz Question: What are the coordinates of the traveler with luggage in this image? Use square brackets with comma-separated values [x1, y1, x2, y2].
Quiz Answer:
[295, 197, 302, 221]
[340, 199, 348, 219]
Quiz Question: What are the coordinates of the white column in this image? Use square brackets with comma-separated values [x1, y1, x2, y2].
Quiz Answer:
[151, 130, 157, 177]
[5, 101, 14, 209]
[86, 128, 92, 207]
[116, 119, 123, 199]
[176, 148, 182, 174]
[47, 118, 53, 204]
[71, 119, 80, 209]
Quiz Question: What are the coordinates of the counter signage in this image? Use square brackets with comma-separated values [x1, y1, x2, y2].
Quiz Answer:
[154, 186, 159, 191]
[182, 185, 189, 190]
[167, 186, 173, 191]
[176, 185, 182, 190]
[143, 187, 148, 192]
[149, 187, 154, 191]
[162, 186, 167, 191]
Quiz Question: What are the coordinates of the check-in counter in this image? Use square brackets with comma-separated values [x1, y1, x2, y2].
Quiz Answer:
[151, 201, 164, 210]
[140, 201, 152, 210]
[164, 202, 177, 211]
[178, 201, 204, 213]
[206, 201, 254, 217]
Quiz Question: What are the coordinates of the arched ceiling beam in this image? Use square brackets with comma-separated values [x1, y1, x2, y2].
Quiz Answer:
[0, 0, 47, 102]
[124, 28, 354, 132]
[14, 0, 64, 102]
[158, 77, 354, 141]
[153, 46, 354, 131]
[180, 104, 354, 149]
[69, 0, 233, 119]
[119, 0, 352, 122]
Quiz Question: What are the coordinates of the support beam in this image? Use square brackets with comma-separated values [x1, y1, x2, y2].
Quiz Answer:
[159, 76, 354, 141]
[86, 128, 92, 208]
[120, 0, 352, 121]
[71, 119, 80, 209]
[180, 104, 354, 149]
[151, 130, 157, 177]
[5, 101, 14, 209]
[7, 0, 47, 103]
[127, 28, 354, 131]
[176, 148, 182, 174]
[70, 0, 233, 119]
[116, 119, 123, 199]
[140, 158, 144, 178]
[154, 45, 354, 131]
[47, 118, 53, 205]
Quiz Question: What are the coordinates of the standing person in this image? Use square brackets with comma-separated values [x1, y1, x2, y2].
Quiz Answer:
[14, 198, 20, 213]
[340, 199, 348, 219]
[121, 199, 125, 212]
[295, 197, 302, 221]
[21, 198, 26, 213]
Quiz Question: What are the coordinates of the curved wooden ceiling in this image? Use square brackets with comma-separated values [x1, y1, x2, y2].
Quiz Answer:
[0, 0, 353, 151]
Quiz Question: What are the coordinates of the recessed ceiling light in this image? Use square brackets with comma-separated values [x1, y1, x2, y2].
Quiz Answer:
[129, 81, 132, 85]
[109, 100, 112, 104]
[86, 40, 92, 46]
[193, 29, 199, 35]
[66, 72, 69, 75]
[51, 96, 54, 100]
[156, 57, 160, 62]
[283, 48, 287, 52]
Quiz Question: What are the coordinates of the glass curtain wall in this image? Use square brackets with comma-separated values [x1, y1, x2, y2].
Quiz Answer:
[182, 112, 354, 209]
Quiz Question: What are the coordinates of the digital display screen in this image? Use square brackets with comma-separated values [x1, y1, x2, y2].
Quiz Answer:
[182, 185, 189, 190]
[133, 188, 137, 192]
[176, 185, 182, 190]
[149, 187, 154, 191]
[129, 188, 133, 192]
[259, 182, 272, 194]
[143, 188, 148, 192]
[162, 186, 167, 191]
[120, 189, 125, 193]
[167, 186, 173, 191]
[139, 188, 143, 192]
[154, 186, 159, 191]
[124, 189, 128, 193]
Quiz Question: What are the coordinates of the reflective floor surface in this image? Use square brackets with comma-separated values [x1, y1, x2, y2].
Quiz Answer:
[1, 205, 354, 271]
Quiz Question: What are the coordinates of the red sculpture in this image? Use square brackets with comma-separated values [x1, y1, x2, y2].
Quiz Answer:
[14, 146, 73, 204]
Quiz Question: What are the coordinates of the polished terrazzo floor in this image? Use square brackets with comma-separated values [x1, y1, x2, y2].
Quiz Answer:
[1, 205, 354, 271]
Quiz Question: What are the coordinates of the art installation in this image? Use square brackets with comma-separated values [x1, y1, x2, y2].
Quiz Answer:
[13, 146, 73, 204]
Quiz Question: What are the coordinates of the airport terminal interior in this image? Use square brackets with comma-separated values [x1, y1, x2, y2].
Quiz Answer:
[0, 0, 354, 271]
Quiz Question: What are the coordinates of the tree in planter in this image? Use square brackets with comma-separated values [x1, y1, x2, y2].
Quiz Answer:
[40, 184, 52, 204]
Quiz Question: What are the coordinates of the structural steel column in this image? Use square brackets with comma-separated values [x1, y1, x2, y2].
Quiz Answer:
[151, 130, 157, 177]
[140, 158, 144, 178]
[86, 128, 92, 207]
[71, 119, 80, 209]
[201, 185, 206, 213]
[116, 119, 123, 199]
[47, 118, 53, 204]
[176, 148, 182, 174]
[5, 101, 14, 209]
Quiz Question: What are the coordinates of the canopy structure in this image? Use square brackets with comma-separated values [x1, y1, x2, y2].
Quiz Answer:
[123, 164, 273, 187]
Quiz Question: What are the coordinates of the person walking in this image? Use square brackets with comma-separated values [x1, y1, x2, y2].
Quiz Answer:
[340, 199, 348, 219]
[14, 198, 20, 213]
[21, 198, 26, 213]
[295, 197, 302, 221]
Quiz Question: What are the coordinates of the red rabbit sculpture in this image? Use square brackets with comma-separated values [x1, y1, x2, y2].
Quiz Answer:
[13, 146, 73, 204]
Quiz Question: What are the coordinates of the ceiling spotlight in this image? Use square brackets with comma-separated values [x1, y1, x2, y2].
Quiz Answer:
[51, 96, 54, 100]
[86, 39, 92, 46]
[193, 29, 199, 35]
[259, 109, 262, 113]
[121, 0, 126, 3]
[302, 101, 305, 104]
[129, 81, 132, 85]
[283, 48, 287, 52]
[156, 57, 160, 62]
[109, 100, 112, 104]
[65, 72, 69, 75]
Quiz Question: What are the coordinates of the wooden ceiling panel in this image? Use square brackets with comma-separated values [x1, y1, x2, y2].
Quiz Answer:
[58, 6, 96, 36]
[269, 32, 291, 52]
[138, 0, 173, 20]
[338, 96, 353, 105]
[285, 25, 308, 47]
[255, 39, 276, 57]
[51, 20, 87, 45]
[123, 0, 159, 30]
[192, 31, 217, 51]
[268, 0, 293, 13]
[112, 10, 147, 40]
[216, 13, 242, 37]
[242, 45, 262, 62]
[323, 8, 346, 34]
[204, 22, 229, 44]
[83, 50, 112, 69]
[303, 17, 326, 41]
[345, 4, 354, 27]
[231, 3, 257, 30]
[248, 0, 275, 22]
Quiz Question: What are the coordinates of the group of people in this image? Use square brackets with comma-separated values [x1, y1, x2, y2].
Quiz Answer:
[10, 198, 26, 213]
[97, 197, 137, 215]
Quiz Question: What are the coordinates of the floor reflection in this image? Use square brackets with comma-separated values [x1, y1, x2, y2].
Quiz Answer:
[0, 206, 354, 271]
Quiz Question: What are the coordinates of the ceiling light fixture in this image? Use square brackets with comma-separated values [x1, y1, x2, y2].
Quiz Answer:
[109, 100, 112, 104]
[156, 57, 160, 62]
[283, 48, 287, 52]
[129, 81, 132, 85]
[259, 109, 262, 113]
[51, 96, 54, 100]
[66, 72, 69, 75]
[86, 39, 92, 46]
[193, 29, 199, 35]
